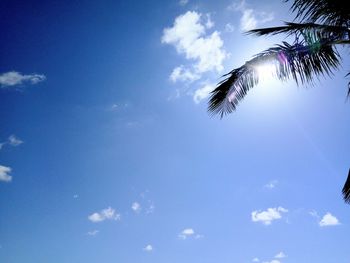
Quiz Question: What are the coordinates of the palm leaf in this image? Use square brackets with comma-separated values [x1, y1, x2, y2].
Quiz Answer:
[342, 169, 350, 203]
[247, 22, 350, 40]
[208, 40, 340, 117]
[288, 0, 350, 26]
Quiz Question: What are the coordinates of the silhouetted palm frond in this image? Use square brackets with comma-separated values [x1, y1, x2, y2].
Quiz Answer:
[288, 0, 350, 26]
[209, 40, 340, 117]
[247, 22, 350, 40]
[342, 169, 350, 203]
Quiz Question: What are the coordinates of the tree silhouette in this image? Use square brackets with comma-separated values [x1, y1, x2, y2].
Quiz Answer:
[208, 0, 350, 202]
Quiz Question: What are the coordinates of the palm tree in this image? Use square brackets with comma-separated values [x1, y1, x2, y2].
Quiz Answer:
[208, 0, 350, 202]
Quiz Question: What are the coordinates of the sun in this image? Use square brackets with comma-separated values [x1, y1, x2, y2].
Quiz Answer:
[255, 63, 276, 81]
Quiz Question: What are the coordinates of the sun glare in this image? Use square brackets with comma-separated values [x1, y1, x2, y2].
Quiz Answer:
[255, 63, 276, 81]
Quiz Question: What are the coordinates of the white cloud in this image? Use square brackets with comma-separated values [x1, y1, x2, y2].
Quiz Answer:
[263, 260, 280, 263]
[251, 207, 288, 225]
[146, 202, 155, 214]
[88, 207, 121, 223]
[228, 0, 274, 31]
[193, 83, 215, 104]
[143, 244, 153, 252]
[205, 14, 214, 29]
[179, 0, 189, 6]
[8, 135, 23, 146]
[73, 194, 79, 199]
[178, 228, 203, 240]
[252, 258, 260, 262]
[131, 202, 141, 213]
[0, 165, 12, 182]
[87, 230, 99, 236]
[0, 71, 46, 87]
[274, 252, 286, 259]
[162, 11, 227, 78]
[178, 228, 195, 239]
[319, 212, 340, 227]
[225, 23, 235, 32]
[264, 180, 278, 189]
[170, 66, 200, 83]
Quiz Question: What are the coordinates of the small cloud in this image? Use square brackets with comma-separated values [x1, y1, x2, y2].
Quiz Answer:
[0, 71, 46, 87]
[0, 143, 4, 150]
[319, 212, 340, 227]
[274, 252, 286, 259]
[251, 207, 288, 225]
[131, 202, 141, 213]
[205, 14, 214, 29]
[88, 207, 121, 223]
[8, 135, 23, 146]
[0, 165, 12, 182]
[225, 23, 235, 32]
[146, 201, 155, 214]
[73, 194, 79, 199]
[170, 66, 200, 83]
[178, 228, 203, 240]
[87, 230, 99, 236]
[264, 180, 278, 189]
[179, 0, 189, 6]
[143, 244, 153, 252]
[193, 83, 215, 104]
[252, 258, 260, 262]
[228, 0, 274, 31]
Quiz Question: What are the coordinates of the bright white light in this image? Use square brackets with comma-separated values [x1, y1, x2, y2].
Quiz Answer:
[255, 63, 276, 81]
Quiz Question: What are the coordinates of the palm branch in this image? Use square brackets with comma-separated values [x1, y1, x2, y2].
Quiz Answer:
[208, 40, 340, 117]
[342, 169, 350, 203]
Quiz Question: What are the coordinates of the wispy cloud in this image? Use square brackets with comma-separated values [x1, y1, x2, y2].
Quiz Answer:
[87, 230, 99, 236]
[252, 258, 260, 262]
[8, 135, 23, 146]
[228, 0, 274, 31]
[131, 202, 141, 213]
[162, 11, 227, 82]
[193, 83, 215, 104]
[143, 244, 153, 252]
[178, 228, 195, 239]
[0, 165, 12, 182]
[178, 228, 203, 240]
[274, 251, 287, 259]
[88, 207, 121, 223]
[264, 180, 278, 189]
[0, 71, 46, 87]
[0, 135, 24, 150]
[179, 0, 189, 6]
[225, 23, 235, 32]
[319, 212, 340, 227]
[251, 207, 288, 225]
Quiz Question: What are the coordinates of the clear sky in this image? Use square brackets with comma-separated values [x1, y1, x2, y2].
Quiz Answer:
[1, 0, 350, 262]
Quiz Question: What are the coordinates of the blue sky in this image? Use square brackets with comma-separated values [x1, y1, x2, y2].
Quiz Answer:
[1, 0, 350, 262]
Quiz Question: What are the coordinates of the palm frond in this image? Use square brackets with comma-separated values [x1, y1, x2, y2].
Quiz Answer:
[288, 0, 350, 26]
[342, 169, 350, 203]
[247, 22, 350, 40]
[208, 40, 340, 117]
